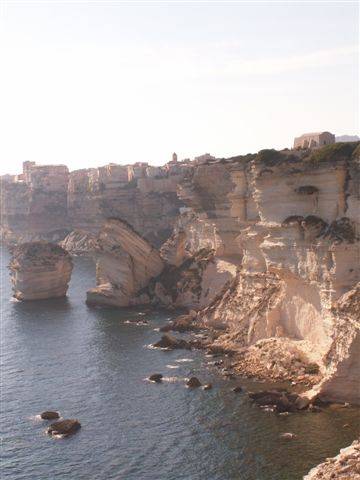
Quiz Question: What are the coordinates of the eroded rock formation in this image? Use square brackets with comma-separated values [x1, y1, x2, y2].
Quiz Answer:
[160, 143, 360, 405]
[10, 242, 73, 300]
[86, 218, 164, 306]
[3, 143, 359, 405]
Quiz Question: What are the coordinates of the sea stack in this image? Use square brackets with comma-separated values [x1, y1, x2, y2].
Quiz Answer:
[10, 241, 73, 301]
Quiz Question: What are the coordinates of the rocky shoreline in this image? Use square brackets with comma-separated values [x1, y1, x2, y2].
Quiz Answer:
[3, 142, 360, 477]
[304, 440, 360, 479]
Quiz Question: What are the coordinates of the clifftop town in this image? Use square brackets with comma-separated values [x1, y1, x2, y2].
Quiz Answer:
[0, 154, 195, 247]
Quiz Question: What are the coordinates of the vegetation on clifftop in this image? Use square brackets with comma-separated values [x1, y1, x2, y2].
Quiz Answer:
[309, 141, 359, 163]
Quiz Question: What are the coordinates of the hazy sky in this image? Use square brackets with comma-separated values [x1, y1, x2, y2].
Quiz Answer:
[0, 1, 358, 174]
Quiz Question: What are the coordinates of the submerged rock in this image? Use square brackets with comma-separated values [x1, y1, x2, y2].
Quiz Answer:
[149, 373, 163, 383]
[203, 383, 213, 390]
[248, 390, 300, 413]
[40, 411, 60, 420]
[280, 432, 296, 439]
[47, 419, 81, 437]
[160, 314, 199, 333]
[232, 386, 243, 393]
[9, 242, 73, 301]
[153, 334, 191, 350]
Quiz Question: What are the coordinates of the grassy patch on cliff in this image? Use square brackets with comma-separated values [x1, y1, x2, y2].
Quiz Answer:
[255, 149, 298, 167]
[309, 142, 359, 163]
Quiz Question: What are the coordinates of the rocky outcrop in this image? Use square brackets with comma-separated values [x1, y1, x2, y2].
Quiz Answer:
[47, 419, 81, 437]
[40, 411, 60, 420]
[144, 248, 237, 310]
[304, 440, 360, 479]
[303, 282, 360, 404]
[86, 218, 164, 307]
[152, 334, 191, 350]
[9, 242, 73, 301]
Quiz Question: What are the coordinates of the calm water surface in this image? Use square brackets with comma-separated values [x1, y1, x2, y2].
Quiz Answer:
[1, 250, 359, 480]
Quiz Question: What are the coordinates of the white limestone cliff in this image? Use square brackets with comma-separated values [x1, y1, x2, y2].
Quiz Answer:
[86, 218, 164, 307]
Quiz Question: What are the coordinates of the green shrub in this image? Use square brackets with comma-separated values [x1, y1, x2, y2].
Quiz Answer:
[309, 142, 359, 163]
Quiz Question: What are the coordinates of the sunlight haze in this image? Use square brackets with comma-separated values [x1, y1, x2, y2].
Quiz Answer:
[0, 1, 358, 174]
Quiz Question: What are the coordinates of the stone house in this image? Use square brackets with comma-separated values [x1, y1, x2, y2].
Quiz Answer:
[293, 131, 335, 149]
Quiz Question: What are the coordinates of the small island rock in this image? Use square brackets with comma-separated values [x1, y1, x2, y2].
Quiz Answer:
[232, 386, 243, 393]
[40, 411, 60, 420]
[47, 419, 81, 437]
[187, 377, 202, 388]
[153, 334, 191, 350]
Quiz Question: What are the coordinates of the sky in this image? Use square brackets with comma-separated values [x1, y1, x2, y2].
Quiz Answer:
[0, 0, 358, 174]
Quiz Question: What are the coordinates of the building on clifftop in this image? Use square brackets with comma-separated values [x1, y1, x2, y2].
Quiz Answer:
[293, 131, 335, 149]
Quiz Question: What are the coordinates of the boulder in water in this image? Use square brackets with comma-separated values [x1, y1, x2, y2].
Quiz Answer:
[203, 383, 212, 390]
[186, 377, 202, 388]
[153, 334, 191, 350]
[149, 373, 163, 383]
[40, 411, 60, 420]
[248, 390, 301, 413]
[47, 419, 81, 437]
[232, 386, 243, 393]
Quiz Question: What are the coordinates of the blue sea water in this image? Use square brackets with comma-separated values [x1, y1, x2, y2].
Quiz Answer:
[1, 250, 359, 480]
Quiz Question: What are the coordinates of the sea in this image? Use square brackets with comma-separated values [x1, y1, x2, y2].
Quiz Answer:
[1, 250, 359, 480]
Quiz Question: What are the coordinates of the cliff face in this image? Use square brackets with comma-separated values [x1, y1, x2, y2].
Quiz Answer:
[1, 166, 69, 244]
[163, 144, 360, 404]
[67, 165, 186, 247]
[86, 218, 164, 307]
[10, 242, 73, 300]
[1, 162, 188, 248]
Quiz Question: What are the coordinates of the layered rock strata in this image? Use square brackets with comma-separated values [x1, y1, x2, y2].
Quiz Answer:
[155, 143, 360, 404]
[1, 161, 189, 248]
[193, 144, 360, 404]
[67, 165, 186, 247]
[86, 218, 164, 306]
[10, 242, 73, 300]
[1, 165, 69, 245]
